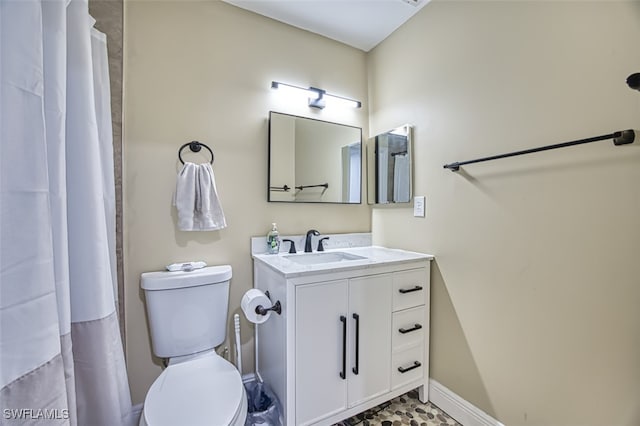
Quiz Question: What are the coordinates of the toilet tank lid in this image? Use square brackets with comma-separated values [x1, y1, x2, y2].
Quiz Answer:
[141, 265, 232, 291]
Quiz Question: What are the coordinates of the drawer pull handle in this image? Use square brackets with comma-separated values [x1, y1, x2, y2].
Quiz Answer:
[399, 323, 422, 334]
[398, 361, 422, 374]
[340, 315, 347, 380]
[398, 285, 423, 294]
[352, 313, 360, 375]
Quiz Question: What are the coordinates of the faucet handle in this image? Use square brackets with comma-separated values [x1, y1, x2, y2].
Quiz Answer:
[282, 239, 296, 254]
[317, 237, 330, 252]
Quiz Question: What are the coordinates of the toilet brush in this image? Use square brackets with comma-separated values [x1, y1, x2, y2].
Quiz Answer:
[234, 313, 243, 375]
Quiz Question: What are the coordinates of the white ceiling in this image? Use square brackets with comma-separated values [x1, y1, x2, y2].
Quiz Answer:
[221, 0, 431, 52]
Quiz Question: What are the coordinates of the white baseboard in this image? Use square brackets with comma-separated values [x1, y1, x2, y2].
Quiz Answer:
[429, 379, 504, 426]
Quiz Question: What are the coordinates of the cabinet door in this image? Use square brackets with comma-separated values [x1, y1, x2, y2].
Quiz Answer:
[295, 280, 349, 426]
[347, 274, 392, 407]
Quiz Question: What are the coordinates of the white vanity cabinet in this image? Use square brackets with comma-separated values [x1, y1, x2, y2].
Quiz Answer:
[295, 274, 392, 425]
[253, 250, 432, 426]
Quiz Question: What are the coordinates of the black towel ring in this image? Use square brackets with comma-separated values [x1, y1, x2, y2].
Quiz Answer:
[178, 141, 214, 165]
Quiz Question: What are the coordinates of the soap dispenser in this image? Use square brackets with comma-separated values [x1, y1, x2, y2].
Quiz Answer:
[266, 223, 280, 254]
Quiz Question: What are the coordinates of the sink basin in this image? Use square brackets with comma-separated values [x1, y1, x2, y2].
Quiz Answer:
[283, 251, 367, 265]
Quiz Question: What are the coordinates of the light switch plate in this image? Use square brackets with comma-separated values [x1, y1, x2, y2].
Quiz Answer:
[413, 196, 425, 217]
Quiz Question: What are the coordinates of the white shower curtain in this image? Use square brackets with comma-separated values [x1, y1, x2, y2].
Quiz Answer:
[0, 1, 134, 425]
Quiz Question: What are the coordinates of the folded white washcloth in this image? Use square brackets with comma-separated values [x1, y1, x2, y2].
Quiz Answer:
[173, 162, 198, 230]
[195, 163, 227, 231]
[173, 162, 227, 231]
[166, 261, 207, 272]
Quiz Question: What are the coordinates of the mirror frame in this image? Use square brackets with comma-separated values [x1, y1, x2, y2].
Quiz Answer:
[367, 124, 413, 205]
[268, 111, 363, 204]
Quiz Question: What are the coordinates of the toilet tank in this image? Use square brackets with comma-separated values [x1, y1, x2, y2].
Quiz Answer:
[141, 265, 232, 358]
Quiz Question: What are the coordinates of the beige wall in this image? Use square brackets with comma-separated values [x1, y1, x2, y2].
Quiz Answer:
[295, 119, 360, 202]
[269, 113, 295, 202]
[123, 1, 369, 404]
[368, 1, 640, 425]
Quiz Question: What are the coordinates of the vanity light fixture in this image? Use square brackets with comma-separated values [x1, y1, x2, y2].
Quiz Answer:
[271, 81, 361, 109]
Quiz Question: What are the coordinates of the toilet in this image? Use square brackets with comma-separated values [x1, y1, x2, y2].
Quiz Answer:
[139, 265, 247, 426]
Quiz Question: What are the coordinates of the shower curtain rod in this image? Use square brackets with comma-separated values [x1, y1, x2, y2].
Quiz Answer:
[443, 129, 635, 172]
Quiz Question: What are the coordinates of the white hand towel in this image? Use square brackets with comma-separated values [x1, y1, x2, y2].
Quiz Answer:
[194, 163, 227, 231]
[393, 153, 410, 203]
[173, 162, 198, 230]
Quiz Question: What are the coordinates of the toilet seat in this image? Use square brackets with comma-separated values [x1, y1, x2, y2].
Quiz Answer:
[140, 353, 247, 426]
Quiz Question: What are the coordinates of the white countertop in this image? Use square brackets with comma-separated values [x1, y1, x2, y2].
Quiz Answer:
[252, 246, 434, 278]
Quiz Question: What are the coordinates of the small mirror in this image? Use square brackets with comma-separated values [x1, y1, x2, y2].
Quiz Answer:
[268, 112, 362, 203]
[367, 124, 413, 204]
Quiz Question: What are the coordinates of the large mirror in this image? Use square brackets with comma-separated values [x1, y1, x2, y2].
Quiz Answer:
[367, 124, 413, 204]
[268, 112, 362, 203]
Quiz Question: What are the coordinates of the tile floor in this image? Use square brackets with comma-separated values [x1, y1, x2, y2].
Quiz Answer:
[334, 389, 461, 426]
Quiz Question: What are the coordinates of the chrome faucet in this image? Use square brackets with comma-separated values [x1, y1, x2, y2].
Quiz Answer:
[304, 229, 320, 253]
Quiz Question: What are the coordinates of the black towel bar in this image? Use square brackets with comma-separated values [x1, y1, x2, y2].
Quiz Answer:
[295, 183, 329, 191]
[443, 130, 635, 172]
[269, 185, 291, 192]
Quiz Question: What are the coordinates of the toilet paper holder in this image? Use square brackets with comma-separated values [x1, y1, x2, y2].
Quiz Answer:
[255, 291, 282, 316]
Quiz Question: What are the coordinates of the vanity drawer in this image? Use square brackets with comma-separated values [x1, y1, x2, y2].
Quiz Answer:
[391, 344, 424, 390]
[392, 268, 426, 311]
[392, 306, 425, 352]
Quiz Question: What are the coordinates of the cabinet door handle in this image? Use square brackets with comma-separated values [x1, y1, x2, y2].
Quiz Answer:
[398, 323, 422, 334]
[398, 361, 422, 374]
[339, 315, 347, 380]
[352, 313, 360, 375]
[398, 285, 423, 294]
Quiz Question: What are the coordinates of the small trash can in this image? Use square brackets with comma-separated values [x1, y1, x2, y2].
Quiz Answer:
[244, 381, 282, 425]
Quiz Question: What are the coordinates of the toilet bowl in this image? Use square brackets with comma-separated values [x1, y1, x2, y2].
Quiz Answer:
[139, 266, 246, 426]
[139, 352, 247, 426]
